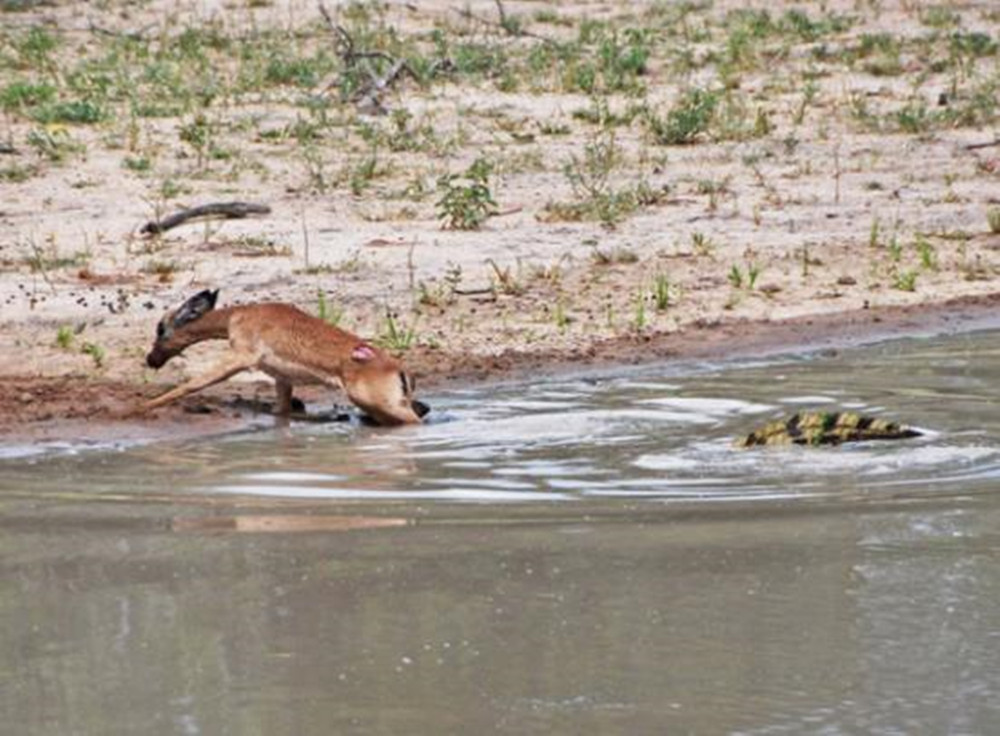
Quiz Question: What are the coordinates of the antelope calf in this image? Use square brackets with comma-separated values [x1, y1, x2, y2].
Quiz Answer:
[144, 290, 428, 425]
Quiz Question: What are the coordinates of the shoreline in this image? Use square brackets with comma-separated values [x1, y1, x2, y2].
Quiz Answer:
[4, 291, 1000, 448]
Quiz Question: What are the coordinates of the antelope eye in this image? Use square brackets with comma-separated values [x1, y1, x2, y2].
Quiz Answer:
[156, 322, 166, 340]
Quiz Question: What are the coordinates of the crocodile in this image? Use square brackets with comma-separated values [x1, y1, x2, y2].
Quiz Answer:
[735, 411, 922, 448]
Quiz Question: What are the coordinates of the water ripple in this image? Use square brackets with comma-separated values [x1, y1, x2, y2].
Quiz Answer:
[8, 330, 1000, 511]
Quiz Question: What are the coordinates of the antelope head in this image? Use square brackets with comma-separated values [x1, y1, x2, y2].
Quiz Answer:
[344, 344, 430, 425]
[146, 289, 219, 369]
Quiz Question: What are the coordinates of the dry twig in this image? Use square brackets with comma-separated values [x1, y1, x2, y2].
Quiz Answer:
[317, 1, 423, 113]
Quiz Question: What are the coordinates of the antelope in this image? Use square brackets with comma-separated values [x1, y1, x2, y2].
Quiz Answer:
[143, 289, 429, 425]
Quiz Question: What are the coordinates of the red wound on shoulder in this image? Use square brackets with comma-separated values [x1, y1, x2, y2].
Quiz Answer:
[351, 344, 377, 362]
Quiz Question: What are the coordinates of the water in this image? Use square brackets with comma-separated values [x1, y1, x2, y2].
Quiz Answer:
[3, 330, 1000, 733]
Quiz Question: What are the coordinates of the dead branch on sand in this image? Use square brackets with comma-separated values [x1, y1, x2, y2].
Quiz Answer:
[317, 2, 431, 114]
[964, 139, 1000, 152]
[140, 202, 271, 236]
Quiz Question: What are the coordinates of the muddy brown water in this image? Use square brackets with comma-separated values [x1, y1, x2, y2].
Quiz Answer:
[4, 330, 1000, 733]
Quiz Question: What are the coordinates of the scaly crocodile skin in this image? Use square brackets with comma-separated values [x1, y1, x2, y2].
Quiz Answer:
[735, 411, 921, 447]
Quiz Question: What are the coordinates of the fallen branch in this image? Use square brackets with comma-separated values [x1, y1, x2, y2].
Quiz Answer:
[490, 205, 523, 218]
[964, 139, 1000, 151]
[354, 58, 421, 113]
[140, 202, 271, 236]
[318, 1, 429, 113]
[319, 4, 396, 66]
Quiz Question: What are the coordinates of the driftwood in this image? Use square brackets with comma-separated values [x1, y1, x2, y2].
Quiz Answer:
[317, 1, 433, 113]
[355, 58, 419, 114]
[140, 202, 271, 236]
[964, 139, 1000, 151]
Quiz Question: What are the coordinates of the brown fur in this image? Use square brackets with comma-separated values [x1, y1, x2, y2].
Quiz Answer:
[144, 293, 426, 425]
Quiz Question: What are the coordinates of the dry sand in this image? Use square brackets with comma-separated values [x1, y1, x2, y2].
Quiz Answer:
[1, 0, 999, 442]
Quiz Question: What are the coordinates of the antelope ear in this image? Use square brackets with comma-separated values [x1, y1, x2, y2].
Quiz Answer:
[351, 344, 377, 363]
[173, 289, 219, 328]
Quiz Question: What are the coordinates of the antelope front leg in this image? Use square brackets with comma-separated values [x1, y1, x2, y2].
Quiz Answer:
[144, 355, 255, 411]
[275, 379, 294, 416]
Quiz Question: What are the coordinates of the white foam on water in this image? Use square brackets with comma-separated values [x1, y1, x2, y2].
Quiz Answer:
[581, 488, 810, 502]
[412, 409, 668, 449]
[638, 397, 774, 416]
[780, 395, 839, 405]
[241, 471, 348, 483]
[630, 455, 702, 471]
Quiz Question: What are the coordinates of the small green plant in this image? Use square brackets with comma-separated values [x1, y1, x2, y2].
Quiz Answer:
[691, 231, 713, 255]
[647, 87, 719, 145]
[55, 325, 74, 349]
[653, 274, 671, 311]
[417, 279, 453, 308]
[25, 239, 89, 272]
[553, 298, 570, 332]
[564, 121, 619, 199]
[728, 264, 744, 289]
[894, 270, 918, 292]
[793, 81, 820, 125]
[14, 26, 58, 70]
[546, 103, 666, 227]
[486, 258, 525, 296]
[316, 290, 343, 327]
[915, 235, 937, 270]
[142, 259, 180, 281]
[32, 100, 104, 125]
[301, 143, 329, 193]
[561, 122, 635, 226]
[887, 234, 902, 262]
[727, 261, 762, 291]
[633, 288, 647, 330]
[869, 217, 881, 248]
[123, 156, 152, 172]
[436, 157, 498, 230]
[80, 342, 105, 368]
[921, 5, 959, 28]
[444, 262, 464, 293]
[0, 81, 56, 114]
[347, 140, 387, 195]
[26, 127, 81, 162]
[179, 114, 214, 169]
[591, 245, 638, 265]
[0, 163, 38, 182]
[376, 310, 418, 351]
[988, 207, 1000, 235]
